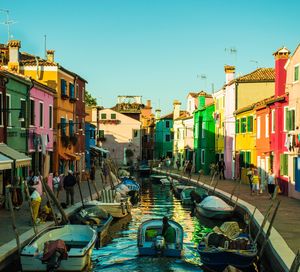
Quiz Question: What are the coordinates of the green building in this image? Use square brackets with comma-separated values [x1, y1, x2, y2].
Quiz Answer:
[154, 113, 174, 159]
[194, 92, 215, 174]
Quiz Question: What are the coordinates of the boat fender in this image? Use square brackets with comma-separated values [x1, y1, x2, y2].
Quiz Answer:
[154, 235, 165, 251]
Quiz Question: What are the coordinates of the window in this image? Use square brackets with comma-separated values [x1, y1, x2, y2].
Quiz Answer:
[76, 84, 79, 99]
[265, 114, 269, 138]
[69, 83, 75, 98]
[20, 99, 26, 128]
[235, 119, 240, 134]
[98, 130, 104, 138]
[201, 149, 205, 164]
[49, 105, 53, 129]
[241, 117, 247, 133]
[61, 79, 67, 95]
[30, 99, 35, 126]
[257, 117, 261, 139]
[202, 122, 205, 138]
[294, 65, 299, 82]
[39, 102, 44, 127]
[247, 116, 253, 132]
[82, 87, 85, 102]
[69, 120, 74, 136]
[133, 130, 138, 137]
[285, 108, 295, 131]
[280, 154, 288, 176]
[0, 92, 3, 126]
[166, 121, 170, 128]
[101, 113, 106, 119]
[271, 109, 275, 133]
[6, 94, 11, 126]
[61, 118, 66, 135]
[111, 113, 116, 120]
[165, 134, 170, 142]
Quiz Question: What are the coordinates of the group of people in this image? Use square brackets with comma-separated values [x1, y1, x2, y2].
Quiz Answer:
[246, 167, 276, 198]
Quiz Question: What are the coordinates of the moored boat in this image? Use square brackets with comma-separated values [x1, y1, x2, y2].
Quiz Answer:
[197, 228, 257, 271]
[180, 187, 208, 205]
[118, 178, 140, 205]
[138, 164, 151, 176]
[85, 190, 132, 218]
[137, 218, 184, 257]
[69, 205, 113, 248]
[150, 174, 167, 183]
[195, 195, 235, 219]
[21, 224, 97, 271]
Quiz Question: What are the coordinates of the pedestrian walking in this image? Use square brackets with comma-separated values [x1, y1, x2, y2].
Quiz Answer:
[246, 167, 254, 194]
[29, 186, 41, 224]
[252, 170, 260, 196]
[102, 162, 109, 185]
[52, 172, 61, 198]
[185, 160, 193, 179]
[63, 170, 76, 206]
[176, 159, 181, 171]
[218, 158, 226, 180]
[267, 169, 276, 199]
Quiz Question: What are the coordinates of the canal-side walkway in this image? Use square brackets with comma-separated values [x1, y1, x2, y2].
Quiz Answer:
[155, 167, 300, 271]
[0, 169, 109, 269]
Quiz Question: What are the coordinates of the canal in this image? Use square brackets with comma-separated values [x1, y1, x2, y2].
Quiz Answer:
[91, 177, 259, 272]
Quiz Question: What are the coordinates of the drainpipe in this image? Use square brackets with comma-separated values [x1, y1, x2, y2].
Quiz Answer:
[3, 76, 8, 144]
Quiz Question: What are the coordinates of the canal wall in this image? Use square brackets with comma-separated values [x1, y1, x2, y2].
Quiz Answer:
[154, 169, 296, 272]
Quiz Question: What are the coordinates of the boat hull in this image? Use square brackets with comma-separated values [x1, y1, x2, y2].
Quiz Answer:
[197, 243, 257, 271]
[196, 205, 233, 219]
[138, 247, 181, 257]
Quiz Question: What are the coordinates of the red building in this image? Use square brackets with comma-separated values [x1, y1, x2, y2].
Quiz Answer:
[269, 47, 290, 195]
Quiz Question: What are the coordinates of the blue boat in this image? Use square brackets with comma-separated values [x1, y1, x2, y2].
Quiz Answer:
[197, 232, 257, 271]
[137, 218, 184, 257]
[119, 178, 140, 205]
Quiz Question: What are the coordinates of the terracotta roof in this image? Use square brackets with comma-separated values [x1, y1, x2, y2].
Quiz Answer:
[160, 112, 173, 119]
[198, 90, 213, 98]
[174, 111, 190, 121]
[187, 92, 198, 98]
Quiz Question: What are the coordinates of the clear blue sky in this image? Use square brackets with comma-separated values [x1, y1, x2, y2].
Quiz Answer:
[1, 0, 299, 114]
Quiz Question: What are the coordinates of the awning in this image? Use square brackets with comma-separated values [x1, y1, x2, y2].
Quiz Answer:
[91, 146, 110, 155]
[0, 143, 31, 168]
[0, 154, 13, 170]
[65, 153, 80, 161]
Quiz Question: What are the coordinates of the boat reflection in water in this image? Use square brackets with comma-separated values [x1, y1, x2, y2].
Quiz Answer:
[91, 177, 257, 272]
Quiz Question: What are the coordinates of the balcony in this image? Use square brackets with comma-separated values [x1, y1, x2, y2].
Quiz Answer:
[69, 96, 77, 103]
[61, 92, 69, 100]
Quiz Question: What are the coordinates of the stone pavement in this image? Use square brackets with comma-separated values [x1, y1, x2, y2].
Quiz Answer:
[0, 168, 109, 267]
[161, 168, 300, 255]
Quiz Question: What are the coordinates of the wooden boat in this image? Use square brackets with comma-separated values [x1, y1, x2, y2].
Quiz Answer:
[160, 176, 172, 185]
[68, 205, 113, 248]
[85, 190, 132, 218]
[21, 224, 97, 271]
[195, 196, 235, 219]
[197, 231, 257, 271]
[150, 174, 167, 183]
[180, 187, 208, 205]
[173, 184, 190, 198]
[137, 218, 184, 257]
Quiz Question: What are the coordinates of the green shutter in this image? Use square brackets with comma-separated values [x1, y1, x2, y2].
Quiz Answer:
[280, 154, 284, 175]
[284, 154, 288, 176]
[235, 119, 240, 133]
[285, 108, 290, 131]
[280, 154, 288, 176]
[247, 116, 253, 132]
[295, 66, 299, 81]
[290, 110, 295, 131]
[246, 151, 251, 168]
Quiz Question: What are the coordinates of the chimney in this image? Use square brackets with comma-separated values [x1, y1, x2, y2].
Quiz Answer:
[197, 91, 208, 108]
[155, 109, 161, 120]
[146, 100, 151, 108]
[273, 47, 290, 97]
[8, 40, 21, 72]
[224, 65, 235, 84]
[173, 100, 181, 120]
[46, 49, 55, 62]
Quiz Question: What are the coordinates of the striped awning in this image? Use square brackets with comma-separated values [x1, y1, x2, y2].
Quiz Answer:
[0, 143, 31, 168]
[0, 153, 13, 170]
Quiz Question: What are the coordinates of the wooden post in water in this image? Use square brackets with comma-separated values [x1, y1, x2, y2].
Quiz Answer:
[43, 181, 69, 224]
[40, 178, 58, 225]
[289, 250, 300, 272]
[258, 200, 281, 258]
[7, 191, 21, 255]
[23, 182, 38, 235]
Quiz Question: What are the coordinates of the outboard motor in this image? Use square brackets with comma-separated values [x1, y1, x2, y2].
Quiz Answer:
[42, 239, 68, 272]
[154, 235, 166, 252]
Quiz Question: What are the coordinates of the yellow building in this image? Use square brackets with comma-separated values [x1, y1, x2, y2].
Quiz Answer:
[213, 87, 225, 160]
[4, 41, 85, 173]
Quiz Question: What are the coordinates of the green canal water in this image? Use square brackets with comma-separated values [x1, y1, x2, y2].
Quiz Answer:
[91, 177, 256, 272]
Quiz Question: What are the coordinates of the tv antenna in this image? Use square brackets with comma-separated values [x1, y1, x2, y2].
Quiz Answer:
[250, 60, 259, 68]
[0, 9, 17, 42]
[225, 46, 237, 62]
[197, 74, 207, 90]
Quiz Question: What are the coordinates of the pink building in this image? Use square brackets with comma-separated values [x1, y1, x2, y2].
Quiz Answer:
[28, 80, 55, 175]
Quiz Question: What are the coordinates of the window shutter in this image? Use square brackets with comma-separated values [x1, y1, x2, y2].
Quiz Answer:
[290, 110, 295, 131]
[235, 119, 239, 133]
[285, 108, 290, 131]
[247, 116, 253, 132]
[284, 154, 288, 176]
[280, 154, 284, 175]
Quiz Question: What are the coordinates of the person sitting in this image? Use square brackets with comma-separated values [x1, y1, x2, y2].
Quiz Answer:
[162, 216, 176, 244]
[39, 201, 53, 222]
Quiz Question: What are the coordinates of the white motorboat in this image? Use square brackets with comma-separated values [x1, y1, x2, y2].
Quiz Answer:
[85, 190, 132, 218]
[195, 195, 235, 219]
[21, 224, 97, 271]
